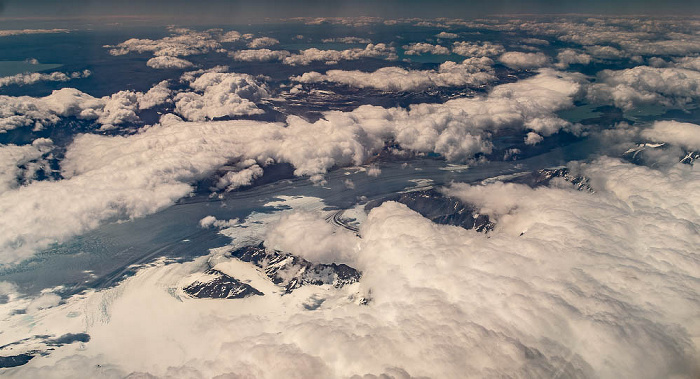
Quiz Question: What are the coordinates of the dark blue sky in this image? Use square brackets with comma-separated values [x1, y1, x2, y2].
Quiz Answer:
[1, 0, 699, 23]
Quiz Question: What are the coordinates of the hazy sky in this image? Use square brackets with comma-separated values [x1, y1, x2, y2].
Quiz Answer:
[1, 0, 699, 24]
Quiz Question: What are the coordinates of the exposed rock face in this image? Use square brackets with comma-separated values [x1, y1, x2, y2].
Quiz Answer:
[623, 142, 698, 166]
[680, 151, 699, 165]
[0, 354, 33, 368]
[512, 167, 593, 192]
[230, 244, 361, 294]
[365, 189, 495, 232]
[184, 269, 264, 299]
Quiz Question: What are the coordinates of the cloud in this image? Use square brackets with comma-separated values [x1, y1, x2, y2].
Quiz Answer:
[0, 119, 280, 264]
[0, 70, 91, 87]
[554, 49, 592, 69]
[264, 211, 359, 264]
[213, 160, 264, 191]
[0, 29, 69, 37]
[674, 56, 700, 71]
[104, 27, 249, 58]
[145, 56, 195, 69]
[0, 68, 583, 264]
[229, 49, 291, 62]
[498, 51, 550, 70]
[3, 154, 698, 378]
[292, 57, 495, 91]
[641, 121, 700, 151]
[174, 71, 269, 121]
[246, 37, 280, 49]
[282, 44, 398, 65]
[587, 66, 700, 110]
[451, 42, 505, 57]
[321, 37, 372, 44]
[402, 43, 450, 56]
[137, 80, 172, 110]
[436, 32, 459, 39]
[0, 82, 172, 133]
[199, 216, 240, 228]
[524, 131, 544, 145]
[0, 138, 53, 193]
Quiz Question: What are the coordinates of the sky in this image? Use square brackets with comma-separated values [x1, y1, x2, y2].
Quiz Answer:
[1, 0, 699, 24]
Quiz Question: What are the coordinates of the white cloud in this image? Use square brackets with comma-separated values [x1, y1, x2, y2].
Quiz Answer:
[0, 82, 172, 133]
[367, 165, 382, 177]
[452, 41, 505, 57]
[138, 80, 172, 110]
[218, 30, 242, 42]
[641, 121, 700, 151]
[0, 70, 91, 87]
[402, 43, 451, 56]
[554, 49, 592, 69]
[214, 161, 264, 191]
[498, 51, 550, 69]
[283, 44, 398, 65]
[0, 69, 582, 264]
[246, 37, 280, 49]
[321, 37, 372, 44]
[146, 56, 195, 69]
[436, 32, 459, 39]
[105, 27, 245, 58]
[0, 138, 53, 193]
[199, 216, 240, 228]
[229, 49, 291, 62]
[3, 155, 698, 378]
[292, 57, 495, 92]
[587, 66, 700, 110]
[0, 29, 69, 37]
[174, 71, 269, 121]
[584, 45, 630, 60]
[265, 211, 359, 264]
[674, 56, 700, 71]
[524, 131, 544, 145]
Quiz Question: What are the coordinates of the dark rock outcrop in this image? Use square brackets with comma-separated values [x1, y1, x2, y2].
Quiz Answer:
[365, 189, 495, 232]
[512, 167, 593, 192]
[184, 269, 263, 299]
[0, 354, 33, 368]
[230, 244, 361, 294]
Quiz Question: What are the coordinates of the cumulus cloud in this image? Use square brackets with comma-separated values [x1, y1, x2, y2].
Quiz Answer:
[246, 37, 280, 49]
[463, 16, 700, 58]
[229, 49, 291, 62]
[498, 51, 550, 69]
[146, 56, 195, 69]
[106, 29, 222, 57]
[199, 216, 240, 228]
[524, 131, 544, 145]
[0, 138, 53, 193]
[436, 32, 459, 39]
[402, 43, 451, 56]
[452, 41, 505, 57]
[0, 70, 91, 87]
[322, 37, 372, 44]
[265, 211, 359, 264]
[555, 49, 592, 69]
[0, 82, 171, 132]
[641, 121, 700, 151]
[0, 29, 69, 37]
[213, 160, 264, 192]
[3, 154, 698, 378]
[282, 44, 398, 65]
[674, 56, 700, 71]
[174, 71, 269, 121]
[0, 69, 583, 263]
[292, 57, 495, 91]
[588, 66, 700, 110]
